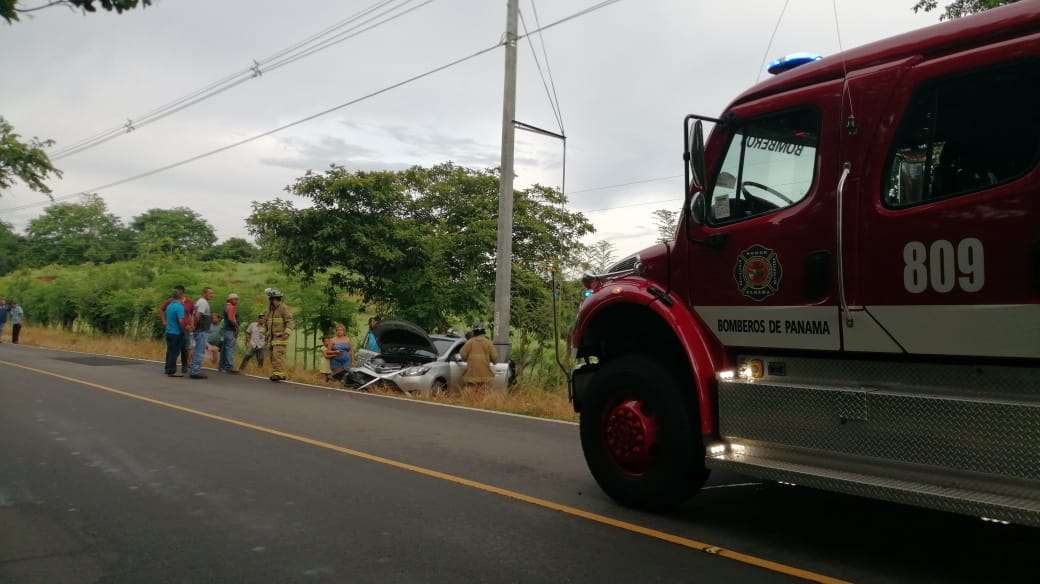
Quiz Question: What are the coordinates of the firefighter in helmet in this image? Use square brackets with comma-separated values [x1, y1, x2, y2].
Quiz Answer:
[264, 287, 295, 381]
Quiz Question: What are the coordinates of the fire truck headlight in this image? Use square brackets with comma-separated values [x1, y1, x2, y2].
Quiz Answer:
[718, 370, 735, 380]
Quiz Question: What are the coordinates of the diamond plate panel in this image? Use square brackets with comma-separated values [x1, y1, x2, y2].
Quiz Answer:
[719, 380, 1040, 482]
[707, 454, 1040, 527]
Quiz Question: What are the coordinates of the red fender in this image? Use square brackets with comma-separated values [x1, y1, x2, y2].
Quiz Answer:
[572, 278, 727, 435]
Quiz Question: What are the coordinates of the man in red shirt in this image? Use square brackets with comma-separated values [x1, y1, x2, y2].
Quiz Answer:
[159, 285, 196, 375]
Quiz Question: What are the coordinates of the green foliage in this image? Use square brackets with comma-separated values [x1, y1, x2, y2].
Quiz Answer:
[0, 116, 62, 195]
[0, 221, 24, 275]
[912, 0, 1017, 19]
[247, 163, 594, 332]
[0, 260, 360, 341]
[202, 237, 260, 262]
[130, 207, 217, 255]
[24, 194, 135, 266]
[2, 0, 151, 24]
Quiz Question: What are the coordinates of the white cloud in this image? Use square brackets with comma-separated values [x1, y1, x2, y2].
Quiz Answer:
[2, 0, 938, 255]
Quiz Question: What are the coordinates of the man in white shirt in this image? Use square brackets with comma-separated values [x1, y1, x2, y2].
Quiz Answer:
[189, 287, 215, 379]
[240, 314, 268, 370]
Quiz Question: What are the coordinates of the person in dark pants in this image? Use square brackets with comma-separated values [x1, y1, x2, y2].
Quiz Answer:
[9, 300, 23, 343]
[164, 289, 188, 377]
[160, 286, 195, 374]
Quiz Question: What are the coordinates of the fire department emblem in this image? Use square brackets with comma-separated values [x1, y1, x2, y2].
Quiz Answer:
[733, 244, 782, 301]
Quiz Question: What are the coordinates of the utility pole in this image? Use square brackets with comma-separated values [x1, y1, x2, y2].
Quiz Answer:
[493, 0, 519, 362]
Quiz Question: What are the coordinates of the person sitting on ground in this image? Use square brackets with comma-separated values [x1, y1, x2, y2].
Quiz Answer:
[328, 323, 354, 381]
[460, 322, 496, 390]
[239, 313, 268, 371]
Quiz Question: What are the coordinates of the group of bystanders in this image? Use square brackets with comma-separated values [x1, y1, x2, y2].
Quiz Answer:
[0, 297, 24, 344]
[160, 286, 294, 382]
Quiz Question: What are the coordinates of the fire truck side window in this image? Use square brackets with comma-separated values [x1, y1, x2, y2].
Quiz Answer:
[708, 109, 820, 224]
[884, 61, 1040, 208]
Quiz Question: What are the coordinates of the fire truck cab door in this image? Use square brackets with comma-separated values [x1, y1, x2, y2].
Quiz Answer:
[853, 42, 1040, 359]
[689, 79, 843, 351]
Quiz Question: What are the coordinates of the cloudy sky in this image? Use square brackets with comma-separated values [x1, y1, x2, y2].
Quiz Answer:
[1, 0, 938, 257]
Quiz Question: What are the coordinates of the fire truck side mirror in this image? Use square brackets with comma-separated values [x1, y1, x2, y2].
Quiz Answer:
[689, 120, 706, 190]
[690, 192, 706, 225]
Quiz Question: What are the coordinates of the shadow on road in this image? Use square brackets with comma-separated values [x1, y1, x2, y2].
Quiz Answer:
[675, 481, 1038, 583]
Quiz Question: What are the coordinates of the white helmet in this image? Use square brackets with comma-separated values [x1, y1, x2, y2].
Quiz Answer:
[265, 287, 283, 299]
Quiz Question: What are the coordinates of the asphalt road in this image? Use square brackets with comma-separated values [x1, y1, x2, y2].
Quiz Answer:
[1, 344, 1038, 583]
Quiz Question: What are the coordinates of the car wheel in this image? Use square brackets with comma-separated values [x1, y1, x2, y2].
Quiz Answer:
[431, 378, 449, 396]
[579, 355, 707, 510]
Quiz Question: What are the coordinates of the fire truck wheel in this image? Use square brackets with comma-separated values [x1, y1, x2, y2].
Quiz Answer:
[579, 355, 707, 510]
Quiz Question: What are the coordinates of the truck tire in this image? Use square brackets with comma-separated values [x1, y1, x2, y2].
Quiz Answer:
[579, 355, 707, 510]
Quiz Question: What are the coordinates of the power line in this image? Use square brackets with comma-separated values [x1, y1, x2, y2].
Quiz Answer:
[49, 0, 432, 160]
[529, 0, 564, 134]
[2, 0, 628, 215]
[755, 0, 791, 83]
[580, 197, 682, 214]
[567, 174, 680, 194]
[518, 9, 563, 133]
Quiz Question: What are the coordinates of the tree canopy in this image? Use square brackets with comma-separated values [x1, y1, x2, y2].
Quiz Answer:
[130, 207, 217, 255]
[0, 117, 61, 196]
[2, 0, 150, 24]
[651, 208, 678, 245]
[247, 163, 594, 331]
[912, 0, 1017, 20]
[24, 194, 134, 265]
[202, 237, 260, 262]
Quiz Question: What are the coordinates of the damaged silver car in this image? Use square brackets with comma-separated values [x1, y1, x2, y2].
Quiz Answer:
[345, 320, 512, 394]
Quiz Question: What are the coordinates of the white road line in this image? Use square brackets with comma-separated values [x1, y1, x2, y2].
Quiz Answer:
[12, 343, 579, 426]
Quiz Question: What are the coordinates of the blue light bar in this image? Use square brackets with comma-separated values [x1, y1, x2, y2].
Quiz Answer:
[767, 52, 823, 75]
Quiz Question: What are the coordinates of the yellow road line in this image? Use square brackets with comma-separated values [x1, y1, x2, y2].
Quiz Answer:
[1, 359, 848, 584]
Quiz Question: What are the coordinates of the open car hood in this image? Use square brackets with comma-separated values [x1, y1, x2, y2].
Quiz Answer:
[374, 320, 439, 362]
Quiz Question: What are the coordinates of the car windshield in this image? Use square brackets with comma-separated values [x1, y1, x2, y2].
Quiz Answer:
[433, 338, 456, 356]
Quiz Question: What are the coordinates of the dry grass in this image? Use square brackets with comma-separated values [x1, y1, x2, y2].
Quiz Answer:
[18, 326, 578, 423]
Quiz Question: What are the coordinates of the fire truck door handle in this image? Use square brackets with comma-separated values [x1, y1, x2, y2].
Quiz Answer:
[836, 162, 854, 328]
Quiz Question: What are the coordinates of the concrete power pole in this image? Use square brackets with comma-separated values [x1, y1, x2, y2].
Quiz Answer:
[492, 0, 519, 362]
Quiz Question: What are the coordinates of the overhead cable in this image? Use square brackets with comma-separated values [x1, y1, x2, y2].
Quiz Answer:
[49, 0, 431, 160]
[2, 0, 628, 214]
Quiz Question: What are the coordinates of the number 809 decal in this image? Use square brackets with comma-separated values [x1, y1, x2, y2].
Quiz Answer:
[902, 238, 984, 294]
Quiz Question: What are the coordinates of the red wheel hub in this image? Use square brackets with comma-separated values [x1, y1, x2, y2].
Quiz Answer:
[603, 398, 658, 475]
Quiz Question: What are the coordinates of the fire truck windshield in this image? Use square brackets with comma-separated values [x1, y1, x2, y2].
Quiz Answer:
[707, 109, 819, 223]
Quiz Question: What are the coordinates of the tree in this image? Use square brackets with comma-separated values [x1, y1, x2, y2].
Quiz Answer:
[23, 194, 134, 265]
[130, 207, 217, 255]
[2, 0, 151, 24]
[247, 163, 594, 332]
[578, 240, 617, 274]
[202, 237, 260, 262]
[912, 0, 1017, 20]
[0, 221, 25, 275]
[0, 117, 61, 196]
[651, 208, 678, 244]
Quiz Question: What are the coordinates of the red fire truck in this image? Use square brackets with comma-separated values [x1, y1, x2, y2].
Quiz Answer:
[570, 2, 1040, 526]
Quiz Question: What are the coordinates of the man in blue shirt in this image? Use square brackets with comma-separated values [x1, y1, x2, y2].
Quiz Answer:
[0, 298, 8, 343]
[164, 289, 188, 377]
